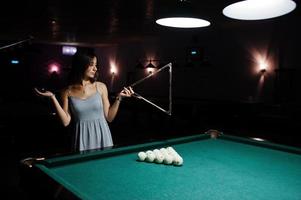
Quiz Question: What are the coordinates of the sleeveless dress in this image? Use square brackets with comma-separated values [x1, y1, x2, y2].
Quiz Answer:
[69, 91, 113, 151]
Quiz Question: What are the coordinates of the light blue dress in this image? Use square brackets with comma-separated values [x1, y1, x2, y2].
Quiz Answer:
[69, 92, 113, 151]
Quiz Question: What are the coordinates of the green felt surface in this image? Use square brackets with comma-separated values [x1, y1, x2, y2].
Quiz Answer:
[36, 136, 301, 200]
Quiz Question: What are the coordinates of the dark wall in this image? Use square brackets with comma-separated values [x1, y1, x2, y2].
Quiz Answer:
[1, 8, 301, 160]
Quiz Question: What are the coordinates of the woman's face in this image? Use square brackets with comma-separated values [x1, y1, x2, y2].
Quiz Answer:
[84, 57, 98, 79]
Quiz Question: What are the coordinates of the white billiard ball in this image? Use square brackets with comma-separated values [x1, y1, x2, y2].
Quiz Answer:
[159, 148, 168, 155]
[166, 146, 175, 154]
[163, 154, 173, 165]
[137, 152, 147, 161]
[153, 149, 164, 163]
[145, 150, 155, 162]
[173, 156, 183, 166]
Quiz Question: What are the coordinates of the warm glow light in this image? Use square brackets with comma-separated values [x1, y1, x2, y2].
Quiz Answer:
[156, 17, 210, 28]
[256, 58, 269, 73]
[110, 67, 117, 75]
[259, 61, 268, 72]
[48, 63, 60, 73]
[249, 47, 274, 74]
[110, 61, 117, 75]
[147, 67, 155, 74]
[223, 0, 297, 20]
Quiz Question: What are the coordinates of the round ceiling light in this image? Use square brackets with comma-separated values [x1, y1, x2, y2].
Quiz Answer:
[223, 0, 297, 20]
[156, 17, 211, 28]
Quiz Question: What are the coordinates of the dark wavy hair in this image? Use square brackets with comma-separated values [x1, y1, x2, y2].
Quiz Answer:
[68, 49, 98, 85]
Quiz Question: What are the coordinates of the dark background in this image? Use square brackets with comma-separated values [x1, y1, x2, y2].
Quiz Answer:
[1, 0, 301, 198]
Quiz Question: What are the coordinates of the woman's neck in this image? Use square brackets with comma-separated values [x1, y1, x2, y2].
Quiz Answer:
[81, 79, 91, 86]
[79, 79, 92, 94]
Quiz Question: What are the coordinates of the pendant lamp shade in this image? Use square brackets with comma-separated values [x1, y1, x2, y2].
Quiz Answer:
[155, 0, 211, 28]
[156, 17, 210, 28]
[223, 0, 297, 20]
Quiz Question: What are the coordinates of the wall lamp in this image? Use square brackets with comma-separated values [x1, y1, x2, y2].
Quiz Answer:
[260, 68, 267, 74]
[136, 59, 159, 68]
[259, 62, 268, 74]
[136, 59, 161, 74]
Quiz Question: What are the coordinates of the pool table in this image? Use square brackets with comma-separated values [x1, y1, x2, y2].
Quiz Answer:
[34, 133, 301, 200]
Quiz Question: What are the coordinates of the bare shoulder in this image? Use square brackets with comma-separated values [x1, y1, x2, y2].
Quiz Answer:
[96, 81, 108, 92]
[96, 81, 106, 88]
[61, 86, 72, 98]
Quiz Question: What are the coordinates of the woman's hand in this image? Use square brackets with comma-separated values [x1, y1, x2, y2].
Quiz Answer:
[34, 88, 55, 98]
[117, 87, 134, 100]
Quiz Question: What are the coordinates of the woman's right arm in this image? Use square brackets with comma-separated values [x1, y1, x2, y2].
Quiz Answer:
[52, 90, 71, 127]
[34, 88, 71, 126]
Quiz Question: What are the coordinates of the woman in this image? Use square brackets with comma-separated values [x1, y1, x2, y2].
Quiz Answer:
[35, 51, 134, 151]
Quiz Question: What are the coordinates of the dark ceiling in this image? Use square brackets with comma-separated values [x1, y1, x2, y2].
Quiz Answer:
[0, 0, 300, 46]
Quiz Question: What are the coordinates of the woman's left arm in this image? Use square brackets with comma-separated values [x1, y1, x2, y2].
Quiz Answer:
[98, 82, 133, 122]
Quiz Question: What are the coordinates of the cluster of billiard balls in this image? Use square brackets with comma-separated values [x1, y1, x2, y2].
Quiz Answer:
[137, 146, 183, 166]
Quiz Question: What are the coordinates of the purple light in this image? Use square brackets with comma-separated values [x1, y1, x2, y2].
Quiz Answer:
[62, 46, 77, 55]
[48, 63, 60, 74]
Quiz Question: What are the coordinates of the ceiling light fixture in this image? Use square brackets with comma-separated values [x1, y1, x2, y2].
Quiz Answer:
[146, 60, 156, 69]
[156, 17, 210, 28]
[155, 0, 211, 28]
[223, 0, 297, 20]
